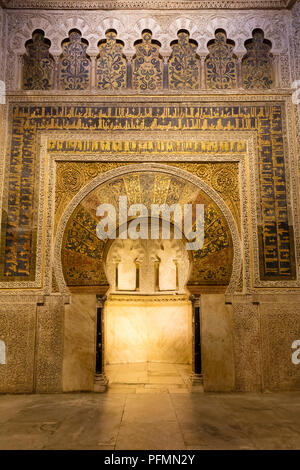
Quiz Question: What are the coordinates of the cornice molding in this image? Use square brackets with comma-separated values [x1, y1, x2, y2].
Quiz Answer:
[0, 0, 297, 10]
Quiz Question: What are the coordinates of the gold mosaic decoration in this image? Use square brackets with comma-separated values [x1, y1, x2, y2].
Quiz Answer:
[55, 162, 127, 232]
[132, 30, 163, 91]
[205, 29, 237, 89]
[170, 163, 240, 231]
[59, 30, 91, 90]
[23, 30, 55, 90]
[61, 171, 233, 287]
[242, 29, 274, 89]
[168, 30, 200, 90]
[96, 30, 127, 90]
[2, 104, 295, 282]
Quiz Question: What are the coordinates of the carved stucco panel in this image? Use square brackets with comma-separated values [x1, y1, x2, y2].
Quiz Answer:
[260, 302, 300, 390]
[0, 303, 36, 393]
[2, 9, 291, 90]
[35, 295, 64, 393]
[232, 301, 262, 392]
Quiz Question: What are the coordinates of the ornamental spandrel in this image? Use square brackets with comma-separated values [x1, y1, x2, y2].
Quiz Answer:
[132, 30, 163, 91]
[23, 30, 55, 90]
[97, 30, 127, 90]
[205, 29, 237, 89]
[168, 30, 200, 90]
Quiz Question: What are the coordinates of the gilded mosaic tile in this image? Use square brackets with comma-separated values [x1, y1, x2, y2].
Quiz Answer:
[0, 103, 295, 282]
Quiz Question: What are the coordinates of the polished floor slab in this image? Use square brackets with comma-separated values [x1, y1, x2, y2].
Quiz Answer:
[105, 362, 196, 393]
[0, 390, 300, 449]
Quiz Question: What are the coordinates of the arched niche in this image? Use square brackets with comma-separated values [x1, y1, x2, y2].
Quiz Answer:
[105, 235, 191, 294]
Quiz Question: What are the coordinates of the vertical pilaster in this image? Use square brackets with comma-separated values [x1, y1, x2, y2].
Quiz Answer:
[189, 294, 203, 389]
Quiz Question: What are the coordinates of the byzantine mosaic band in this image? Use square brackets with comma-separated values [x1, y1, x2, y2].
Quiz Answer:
[0, 103, 296, 284]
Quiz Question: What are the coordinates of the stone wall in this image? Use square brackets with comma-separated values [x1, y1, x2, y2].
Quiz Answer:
[201, 294, 235, 392]
[104, 295, 193, 365]
[0, 299, 36, 393]
[260, 296, 300, 391]
[0, 294, 65, 393]
[63, 294, 97, 392]
[230, 294, 300, 392]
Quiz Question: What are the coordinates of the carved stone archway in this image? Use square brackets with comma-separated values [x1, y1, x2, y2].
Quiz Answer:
[54, 163, 242, 294]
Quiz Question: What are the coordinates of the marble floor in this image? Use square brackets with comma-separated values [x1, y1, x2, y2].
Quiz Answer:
[0, 389, 300, 449]
[105, 362, 199, 393]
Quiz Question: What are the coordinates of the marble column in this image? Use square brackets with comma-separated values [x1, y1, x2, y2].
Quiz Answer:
[189, 294, 203, 388]
[94, 295, 109, 392]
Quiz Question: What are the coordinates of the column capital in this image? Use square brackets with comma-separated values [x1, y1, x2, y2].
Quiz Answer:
[96, 295, 107, 308]
[190, 294, 200, 308]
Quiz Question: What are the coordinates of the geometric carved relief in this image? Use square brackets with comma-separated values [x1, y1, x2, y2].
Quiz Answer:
[232, 302, 262, 391]
[242, 29, 274, 89]
[0, 304, 36, 393]
[55, 162, 127, 232]
[168, 30, 200, 90]
[23, 29, 54, 90]
[260, 302, 300, 391]
[59, 29, 91, 90]
[54, 159, 241, 235]
[171, 162, 241, 233]
[132, 30, 163, 91]
[96, 29, 127, 90]
[205, 29, 237, 89]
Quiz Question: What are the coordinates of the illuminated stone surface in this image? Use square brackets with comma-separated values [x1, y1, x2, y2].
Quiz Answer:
[0, 391, 300, 449]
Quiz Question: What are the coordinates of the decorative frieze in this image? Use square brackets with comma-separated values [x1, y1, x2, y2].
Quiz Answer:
[0, 0, 293, 10]
[1, 8, 291, 91]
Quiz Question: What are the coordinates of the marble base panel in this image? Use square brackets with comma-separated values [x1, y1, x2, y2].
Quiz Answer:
[104, 296, 193, 365]
[63, 294, 97, 392]
[201, 294, 235, 392]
